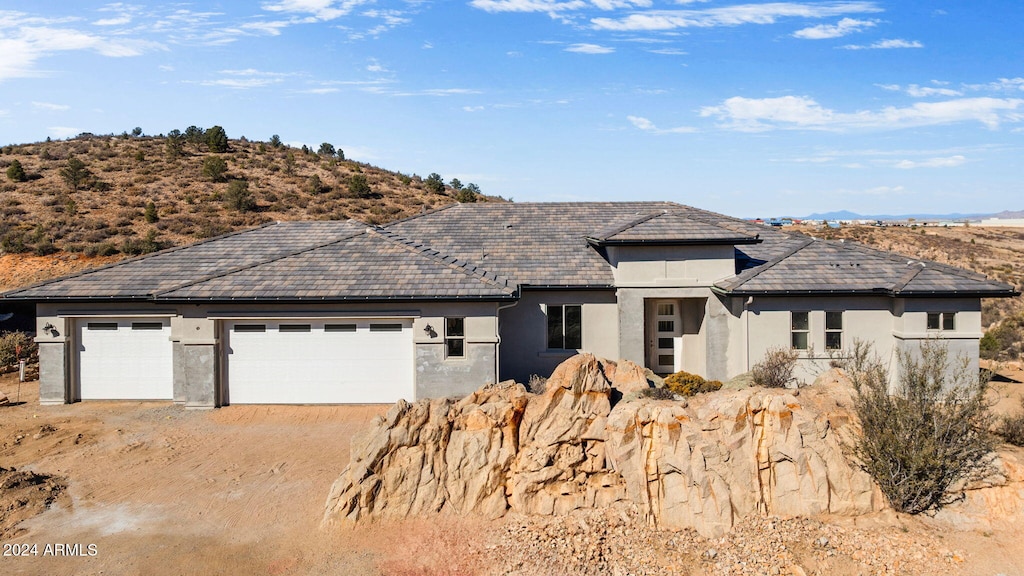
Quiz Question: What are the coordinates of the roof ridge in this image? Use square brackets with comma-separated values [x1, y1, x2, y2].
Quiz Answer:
[379, 202, 460, 228]
[727, 237, 815, 288]
[151, 226, 370, 297]
[369, 228, 514, 291]
[891, 261, 926, 293]
[588, 212, 662, 241]
[1, 221, 281, 299]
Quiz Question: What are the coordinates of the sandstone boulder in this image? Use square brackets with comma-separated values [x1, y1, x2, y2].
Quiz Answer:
[324, 354, 885, 536]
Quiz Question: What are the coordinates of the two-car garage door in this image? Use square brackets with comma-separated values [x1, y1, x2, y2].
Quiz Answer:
[224, 319, 414, 404]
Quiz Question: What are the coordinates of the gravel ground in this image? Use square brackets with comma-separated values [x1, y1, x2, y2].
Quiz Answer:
[481, 507, 965, 576]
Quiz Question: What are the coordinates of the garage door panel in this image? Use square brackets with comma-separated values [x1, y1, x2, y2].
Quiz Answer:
[225, 320, 414, 404]
[77, 318, 173, 400]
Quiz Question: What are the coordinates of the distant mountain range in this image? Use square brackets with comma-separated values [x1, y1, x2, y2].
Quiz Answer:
[779, 210, 1024, 222]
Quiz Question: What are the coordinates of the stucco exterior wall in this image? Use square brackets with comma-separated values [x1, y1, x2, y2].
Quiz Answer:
[34, 300, 502, 404]
[497, 289, 618, 384]
[744, 296, 982, 386]
[607, 245, 736, 286]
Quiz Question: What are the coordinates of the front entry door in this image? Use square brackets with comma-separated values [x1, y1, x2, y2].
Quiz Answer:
[649, 300, 681, 374]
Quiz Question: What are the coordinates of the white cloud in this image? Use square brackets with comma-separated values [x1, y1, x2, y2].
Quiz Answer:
[463, 105, 485, 112]
[859, 185, 907, 196]
[240, 20, 294, 35]
[877, 83, 962, 97]
[94, 15, 132, 26]
[565, 42, 614, 54]
[591, 2, 883, 32]
[32, 101, 70, 111]
[48, 126, 81, 139]
[647, 48, 688, 55]
[261, 0, 370, 21]
[295, 87, 339, 94]
[197, 68, 295, 89]
[842, 38, 922, 50]
[627, 115, 697, 134]
[366, 58, 388, 73]
[963, 77, 1024, 93]
[893, 155, 966, 169]
[0, 13, 165, 82]
[700, 95, 1024, 131]
[422, 41, 433, 49]
[792, 17, 875, 39]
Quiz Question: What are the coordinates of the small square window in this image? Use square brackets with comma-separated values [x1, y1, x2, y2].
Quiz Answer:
[927, 313, 940, 330]
[658, 337, 674, 349]
[657, 320, 675, 332]
[546, 304, 582, 350]
[927, 312, 955, 331]
[943, 313, 955, 331]
[791, 312, 809, 350]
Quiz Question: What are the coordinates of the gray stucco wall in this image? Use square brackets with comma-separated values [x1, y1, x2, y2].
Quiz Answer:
[37, 342, 69, 405]
[183, 344, 219, 409]
[498, 290, 618, 385]
[416, 342, 496, 399]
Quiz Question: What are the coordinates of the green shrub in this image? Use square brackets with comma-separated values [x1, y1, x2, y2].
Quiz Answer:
[144, 201, 159, 223]
[202, 155, 228, 182]
[6, 159, 27, 182]
[664, 370, 723, 396]
[0, 331, 37, 367]
[348, 174, 372, 198]
[751, 346, 798, 388]
[223, 180, 256, 212]
[847, 340, 996, 515]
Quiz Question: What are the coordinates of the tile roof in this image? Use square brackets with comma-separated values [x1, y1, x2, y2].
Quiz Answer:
[4, 221, 514, 301]
[587, 211, 760, 245]
[715, 237, 1016, 296]
[2, 201, 1015, 301]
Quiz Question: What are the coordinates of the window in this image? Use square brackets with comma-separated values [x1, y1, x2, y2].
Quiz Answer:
[927, 312, 955, 331]
[825, 311, 843, 350]
[233, 324, 266, 333]
[324, 323, 357, 332]
[87, 322, 118, 331]
[370, 323, 403, 332]
[279, 324, 311, 332]
[791, 311, 809, 350]
[445, 318, 465, 358]
[546, 304, 582, 350]
[131, 322, 163, 331]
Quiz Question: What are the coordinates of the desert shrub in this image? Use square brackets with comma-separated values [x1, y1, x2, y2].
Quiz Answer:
[6, 159, 26, 182]
[980, 313, 1024, 361]
[997, 398, 1024, 447]
[205, 125, 229, 152]
[751, 346, 798, 388]
[144, 201, 159, 223]
[526, 374, 547, 395]
[306, 174, 327, 195]
[120, 230, 161, 255]
[639, 387, 675, 400]
[663, 370, 723, 396]
[223, 180, 256, 212]
[59, 156, 92, 191]
[424, 172, 446, 194]
[846, 339, 996, 515]
[348, 174, 373, 198]
[202, 155, 228, 182]
[0, 331, 37, 367]
[84, 242, 118, 257]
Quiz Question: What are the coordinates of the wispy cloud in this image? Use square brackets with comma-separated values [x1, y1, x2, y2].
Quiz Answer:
[261, 0, 372, 21]
[196, 68, 296, 89]
[892, 155, 966, 169]
[963, 77, 1024, 93]
[842, 38, 922, 50]
[591, 2, 883, 32]
[628, 115, 697, 134]
[792, 17, 875, 39]
[32, 101, 70, 111]
[0, 10, 164, 82]
[565, 43, 614, 54]
[878, 83, 962, 97]
[700, 95, 1024, 131]
[647, 47, 687, 55]
[48, 126, 81, 139]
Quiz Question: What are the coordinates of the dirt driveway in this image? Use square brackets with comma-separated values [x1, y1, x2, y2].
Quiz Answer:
[1, 375, 497, 576]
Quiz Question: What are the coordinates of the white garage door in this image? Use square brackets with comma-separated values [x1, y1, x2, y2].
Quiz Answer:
[76, 318, 174, 400]
[224, 319, 414, 404]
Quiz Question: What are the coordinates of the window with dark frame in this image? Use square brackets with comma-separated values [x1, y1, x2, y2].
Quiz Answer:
[825, 311, 843, 350]
[445, 317, 465, 358]
[546, 304, 582, 350]
[791, 311, 809, 350]
[927, 312, 956, 331]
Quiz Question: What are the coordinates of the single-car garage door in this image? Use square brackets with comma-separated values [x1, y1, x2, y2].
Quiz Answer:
[224, 319, 414, 404]
[76, 318, 174, 400]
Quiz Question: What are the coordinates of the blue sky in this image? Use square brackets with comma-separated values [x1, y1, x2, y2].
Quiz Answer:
[1, 1, 1022, 217]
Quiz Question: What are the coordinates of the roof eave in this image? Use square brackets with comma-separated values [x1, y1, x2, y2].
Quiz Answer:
[586, 237, 761, 247]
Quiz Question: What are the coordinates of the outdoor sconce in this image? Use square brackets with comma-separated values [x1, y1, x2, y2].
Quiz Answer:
[43, 322, 60, 337]
[423, 324, 437, 338]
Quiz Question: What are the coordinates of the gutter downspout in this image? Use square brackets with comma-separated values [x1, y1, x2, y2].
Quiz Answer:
[495, 299, 520, 382]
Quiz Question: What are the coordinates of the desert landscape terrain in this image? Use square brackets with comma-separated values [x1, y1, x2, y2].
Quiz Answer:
[2, 365, 1024, 576]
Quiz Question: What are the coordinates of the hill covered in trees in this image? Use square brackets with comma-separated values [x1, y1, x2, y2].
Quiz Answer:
[0, 128, 494, 259]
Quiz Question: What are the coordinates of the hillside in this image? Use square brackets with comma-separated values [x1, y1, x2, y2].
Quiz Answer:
[0, 131, 491, 265]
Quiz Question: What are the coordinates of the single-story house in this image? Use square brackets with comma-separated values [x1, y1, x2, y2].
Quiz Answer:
[2, 202, 1016, 407]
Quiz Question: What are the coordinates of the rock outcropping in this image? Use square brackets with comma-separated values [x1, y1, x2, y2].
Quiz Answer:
[324, 354, 882, 536]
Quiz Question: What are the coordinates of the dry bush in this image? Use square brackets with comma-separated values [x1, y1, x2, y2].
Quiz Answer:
[845, 339, 996, 514]
[751, 346, 798, 388]
[997, 398, 1024, 447]
[0, 331, 37, 367]
[526, 374, 547, 395]
[663, 370, 722, 396]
